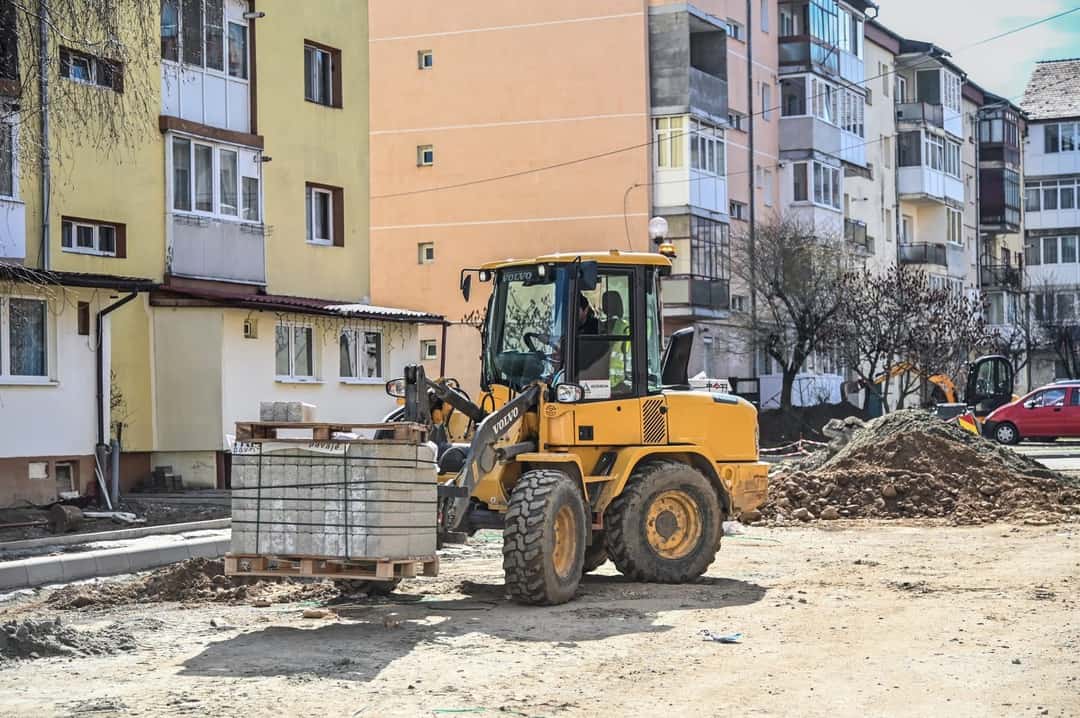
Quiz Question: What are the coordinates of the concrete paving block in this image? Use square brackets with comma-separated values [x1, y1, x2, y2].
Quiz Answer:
[21, 555, 66, 585]
[93, 550, 133, 577]
[59, 553, 103, 583]
[0, 562, 30, 591]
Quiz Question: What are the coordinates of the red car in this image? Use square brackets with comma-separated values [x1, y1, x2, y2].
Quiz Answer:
[984, 382, 1080, 444]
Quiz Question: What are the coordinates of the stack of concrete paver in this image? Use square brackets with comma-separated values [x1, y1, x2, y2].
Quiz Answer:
[231, 440, 438, 559]
[259, 402, 317, 422]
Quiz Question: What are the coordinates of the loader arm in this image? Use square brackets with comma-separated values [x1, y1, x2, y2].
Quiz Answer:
[439, 384, 541, 533]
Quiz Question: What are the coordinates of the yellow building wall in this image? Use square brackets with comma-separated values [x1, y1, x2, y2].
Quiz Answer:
[109, 297, 156, 452]
[257, 0, 371, 302]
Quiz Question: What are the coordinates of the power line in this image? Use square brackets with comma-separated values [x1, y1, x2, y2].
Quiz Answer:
[372, 6, 1077, 201]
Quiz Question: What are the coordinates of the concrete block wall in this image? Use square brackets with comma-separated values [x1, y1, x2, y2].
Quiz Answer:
[231, 441, 437, 560]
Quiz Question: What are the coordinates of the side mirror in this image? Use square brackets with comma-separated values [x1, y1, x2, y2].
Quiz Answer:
[385, 378, 406, 398]
[661, 327, 695, 387]
[578, 261, 599, 291]
[460, 273, 472, 302]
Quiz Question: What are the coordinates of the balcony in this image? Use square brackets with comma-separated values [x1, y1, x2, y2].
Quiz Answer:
[899, 242, 948, 267]
[649, 10, 729, 123]
[168, 215, 266, 285]
[980, 264, 1022, 290]
[779, 39, 839, 75]
[898, 166, 964, 205]
[663, 274, 730, 315]
[896, 102, 944, 130]
[845, 219, 872, 254]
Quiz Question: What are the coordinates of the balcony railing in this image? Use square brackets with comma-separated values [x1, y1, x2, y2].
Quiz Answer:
[899, 242, 948, 267]
[980, 263, 1023, 289]
[896, 102, 944, 129]
[689, 276, 730, 310]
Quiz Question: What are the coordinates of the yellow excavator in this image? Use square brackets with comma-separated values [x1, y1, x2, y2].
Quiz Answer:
[861, 355, 1016, 433]
[385, 250, 768, 605]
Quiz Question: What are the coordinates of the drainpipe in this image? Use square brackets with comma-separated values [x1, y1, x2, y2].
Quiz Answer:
[745, 0, 758, 376]
[440, 320, 448, 378]
[38, 0, 50, 270]
[95, 292, 138, 507]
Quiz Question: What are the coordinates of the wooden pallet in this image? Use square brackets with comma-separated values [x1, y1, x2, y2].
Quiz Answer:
[224, 552, 439, 581]
[234, 421, 426, 443]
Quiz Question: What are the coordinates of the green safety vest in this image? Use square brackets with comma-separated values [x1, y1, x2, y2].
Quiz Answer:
[609, 317, 630, 388]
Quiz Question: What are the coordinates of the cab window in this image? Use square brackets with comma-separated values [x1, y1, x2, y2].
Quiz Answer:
[576, 272, 633, 399]
[646, 269, 663, 393]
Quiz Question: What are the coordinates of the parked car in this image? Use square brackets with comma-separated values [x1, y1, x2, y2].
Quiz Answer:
[983, 383, 1080, 444]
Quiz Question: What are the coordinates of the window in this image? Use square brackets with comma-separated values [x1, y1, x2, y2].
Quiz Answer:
[729, 200, 748, 220]
[898, 131, 921, 167]
[59, 47, 122, 92]
[61, 218, 122, 257]
[793, 162, 808, 202]
[1025, 237, 1041, 266]
[1043, 236, 1059, 264]
[798, 161, 840, 209]
[307, 187, 333, 244]
[77, 302, 90, 336]
[947, 209, 962, 246]
[1044, 122, 1079, 154]
[3, 297, 48, 378]
[942, 71, 961, 113]
[896, 75, 907, 103]
[779, 5, 799, 35]
[1062, 236, 1078, 264]
[761, 83, 772, 121]
[418, 242, 435, 264]
[690, 119, 725, 176]
[882, 63, 891, 97]
[418, 50, 433, 69]
[925, 133, 944, 172]
[421, 340, 438, 360]
[340, 330, 382, 380]
[654, 117, 685, 169]
[171, 136, 260, 221]
[723, 19, 744, 41]
[781, 77, 806, 116]
[304, 43, 340, 107]
[884, 208, 893, 243]
[727, 112, 748, 132]
[163, 0, 248, 78]
[275, 324, 314, 380]
[810, 76, 837, 124]
[760, 0, 769, 31]
[763, 167, 774, 206]
[0, 122, 13, 198]
[417, 144, 435, 166]
[945, 139, 961, 178]
[882, 136, 892, 168]
[577, 271, 635, 398]
[901, 215, 913, 243]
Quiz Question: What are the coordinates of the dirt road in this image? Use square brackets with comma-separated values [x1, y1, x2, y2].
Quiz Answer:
[1, 522, 1077, 717]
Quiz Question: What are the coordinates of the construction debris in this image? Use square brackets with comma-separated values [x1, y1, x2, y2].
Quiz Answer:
[759, 410, 1080, 525]
[0, 617, 135, 662]
[45, 558, 337, 610]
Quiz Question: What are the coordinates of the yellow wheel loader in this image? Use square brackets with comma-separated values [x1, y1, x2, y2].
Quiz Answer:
[386, 251, 768, 605]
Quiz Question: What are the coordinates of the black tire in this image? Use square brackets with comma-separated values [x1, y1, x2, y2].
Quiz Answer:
[994, 421, 1020, 445]
[502, 469, 586, 605]
[606, 461, 723, 584]
[582, 532, 608, 574]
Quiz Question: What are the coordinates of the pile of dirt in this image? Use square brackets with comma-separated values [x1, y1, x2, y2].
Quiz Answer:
[758, 410, 1080, 525]
[0, 617, 135, 663]
[46, 558, 337, 610]
[759, 402, 868, 447]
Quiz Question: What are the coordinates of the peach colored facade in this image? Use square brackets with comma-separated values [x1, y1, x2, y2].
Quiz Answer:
[370, 1, 779, 389]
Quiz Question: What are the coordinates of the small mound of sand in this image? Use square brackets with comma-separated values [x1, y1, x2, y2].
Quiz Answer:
[47, 558, 337, 610]
[761, 410, 1080, 525]
[0, 617, 135, 662]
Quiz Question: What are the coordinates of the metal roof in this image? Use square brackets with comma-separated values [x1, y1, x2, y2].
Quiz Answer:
[0, 263, 156, 291]
[1021, 58, 1080, 121]
[479, 250, 673, 271]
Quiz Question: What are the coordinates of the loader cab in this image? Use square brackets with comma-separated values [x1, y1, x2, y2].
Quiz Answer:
[478, 253, 670, 401]
[965, 354, 1014, 417]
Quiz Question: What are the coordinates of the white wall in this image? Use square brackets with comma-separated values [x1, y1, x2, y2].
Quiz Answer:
[0, 287, 101, 458]
[219, 309, 421, 441]
[1026, 123, 1080, 178]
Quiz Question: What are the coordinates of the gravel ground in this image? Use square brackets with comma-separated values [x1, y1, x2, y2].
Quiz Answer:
[0, 524, 1076, 717]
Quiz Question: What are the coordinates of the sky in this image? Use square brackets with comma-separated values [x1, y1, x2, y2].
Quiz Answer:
[873, 0, 1080, 101]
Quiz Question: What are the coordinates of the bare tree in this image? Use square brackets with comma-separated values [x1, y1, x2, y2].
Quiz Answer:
[731, 214, 852, 412]
[1028, 283, 1080, 379]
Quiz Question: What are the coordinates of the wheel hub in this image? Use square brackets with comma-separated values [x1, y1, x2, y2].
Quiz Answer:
[552, 505, 577, 578]
[645, 490, 703, 560]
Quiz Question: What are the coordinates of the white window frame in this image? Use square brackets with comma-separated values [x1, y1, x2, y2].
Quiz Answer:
[0, 121, 18, 200]
[925, 133, 945, 172]
[418, 49, 433, 69]
[901, 215, 914, 243]
[654, 117, 686, 169]
[801, 161, 841, 210]
[169, 134, 261, 223]
[723, 19, 744, 42]
[339, 328, 383, 383]
[61, 220, 117, 257]
[945, 139, 961, 178]
[417, 144, 435, 167]
[304, 44, 334, 106]
[896, 76, 907, 104]
[418, 242, 435, 264]
[421, 339, 438, 360]
[690, 119, 725, 176]
[760, 0, 769, 32]
[307, 187, 334, 245]
[0, 295, 52, 382]
[942, 71, 962, 113]
[946, 208, 963, 246]
[275, 323, 316, 382]
[761, 82, 772, 121]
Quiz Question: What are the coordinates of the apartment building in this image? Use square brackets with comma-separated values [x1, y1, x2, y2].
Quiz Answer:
[0, 0, 436, 505]
[369, 1, 781, 388]
[1021, 58, 1080, 385]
